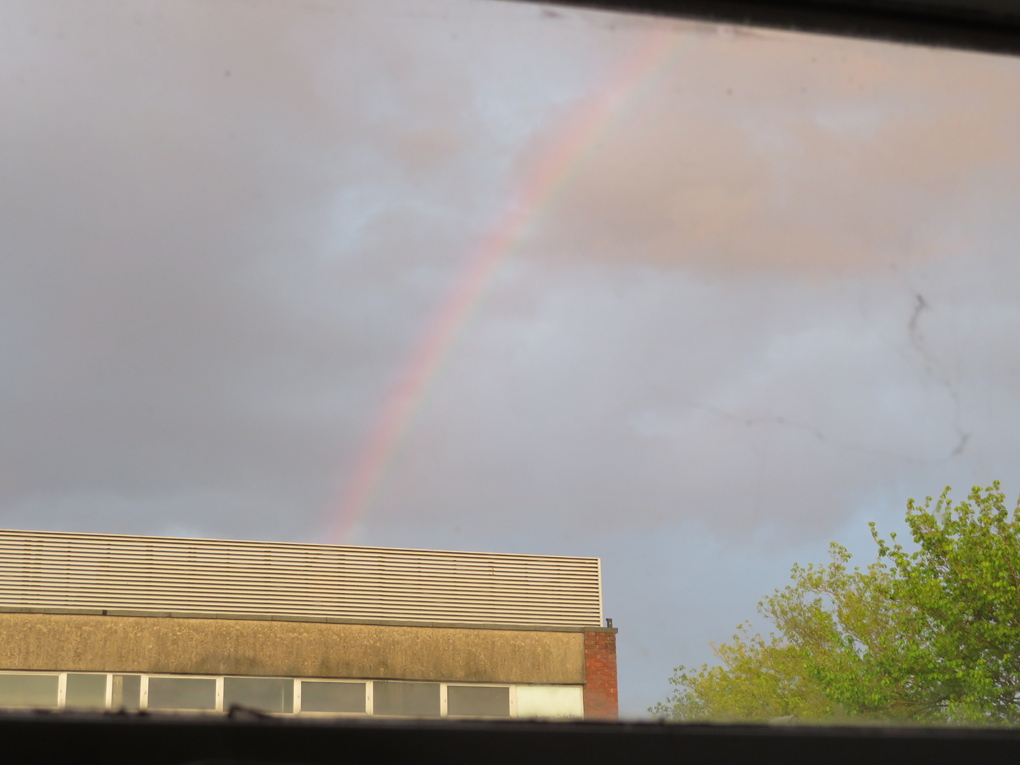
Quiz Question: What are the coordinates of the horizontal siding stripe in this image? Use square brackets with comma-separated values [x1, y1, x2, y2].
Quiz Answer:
[0, 594, 599, 611]
[0, 530, 602, 627]
[0, 531, 585, 559]
[0, 562, 600, 579]
[0, 594, 600, 609]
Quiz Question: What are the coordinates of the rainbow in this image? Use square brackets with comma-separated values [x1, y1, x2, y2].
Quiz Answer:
[329, 26, 685, 543]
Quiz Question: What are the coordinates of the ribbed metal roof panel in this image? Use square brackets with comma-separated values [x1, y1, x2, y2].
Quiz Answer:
[0, 529, 602, 627]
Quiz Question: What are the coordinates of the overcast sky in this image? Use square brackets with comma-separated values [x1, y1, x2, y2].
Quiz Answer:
[2, 0, 1020, 716]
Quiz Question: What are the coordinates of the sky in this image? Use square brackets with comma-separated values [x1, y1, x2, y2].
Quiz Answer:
[2, 0, 1020, 716]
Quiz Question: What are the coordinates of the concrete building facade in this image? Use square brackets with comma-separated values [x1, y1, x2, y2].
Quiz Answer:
[0, 530, 617, 720]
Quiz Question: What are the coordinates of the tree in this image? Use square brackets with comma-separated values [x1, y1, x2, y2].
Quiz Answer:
[651, 483, 1020, 724]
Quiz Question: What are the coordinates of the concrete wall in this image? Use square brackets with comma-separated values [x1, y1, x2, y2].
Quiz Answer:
[0, 612, 585, 685]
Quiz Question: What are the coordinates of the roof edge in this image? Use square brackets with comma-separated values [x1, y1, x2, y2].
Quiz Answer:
[0, 605, 618, 633]
[0, 527, 599, 564]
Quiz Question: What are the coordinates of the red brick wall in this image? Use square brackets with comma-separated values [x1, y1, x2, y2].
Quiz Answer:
[583, 629, 618, 720]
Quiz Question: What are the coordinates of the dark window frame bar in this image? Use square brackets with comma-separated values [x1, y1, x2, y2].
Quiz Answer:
[517, 0, 1020, 55]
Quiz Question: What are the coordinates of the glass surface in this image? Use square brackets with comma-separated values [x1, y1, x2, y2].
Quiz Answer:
[447, 685, 511, 717]
[111, 675, 141, 712]
[111, 677, 141, 714]
[515, 686, 584, 719]
[299, 681, 366, 714]
[147, 676, 217, 712]
[0, 674, 59, 709]
[224, 677, 294, 714]
[65, 673, 108, 710]
[4, 0, 1020, 724]
[373, 681, 440, 718]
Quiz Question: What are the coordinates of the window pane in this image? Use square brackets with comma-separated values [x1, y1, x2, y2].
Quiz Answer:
[224, 677, 293, 714]
[111, 674, 141, 712]
[515, 686, 583, 719]
[447, 685, 510, 717]
[0, 674, 59, 709]
[147, 676, 217, 711]
[372, 681, 440, 717]
[66, 673, 108, 710]
[300, 681, 365, 714]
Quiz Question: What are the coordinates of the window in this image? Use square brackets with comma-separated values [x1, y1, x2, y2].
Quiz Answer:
[146, 676, 218, 712]
[515, 686, 584, 720]
[299, 681, 366, 714]
[0, 670, 570, 718]
[373, 682, 441, 718]
[224, 677, 294, 714]
[111, 674, 141, 712]
[0, 673, 59, 709]
[4, 0, 1020, 725]
[447, 685, 511, 717]
[65, 673, 109, 711]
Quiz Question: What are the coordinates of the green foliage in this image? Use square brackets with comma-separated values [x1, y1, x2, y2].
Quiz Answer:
[652, 483, 1020, 724]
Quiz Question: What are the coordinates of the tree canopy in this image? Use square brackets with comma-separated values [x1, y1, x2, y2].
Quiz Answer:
[651, 482, 1020, 724]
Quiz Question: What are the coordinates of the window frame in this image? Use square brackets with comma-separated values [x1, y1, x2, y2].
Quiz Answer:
[0, 670, 577, 719]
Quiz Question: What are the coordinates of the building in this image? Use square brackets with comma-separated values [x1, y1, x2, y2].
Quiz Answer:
[0, 529, 617, 720]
